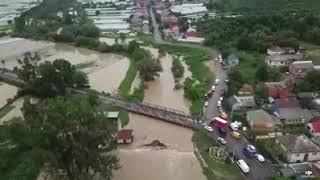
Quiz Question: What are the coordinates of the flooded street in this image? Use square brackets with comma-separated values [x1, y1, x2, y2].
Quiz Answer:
[115, 49, 205, 180]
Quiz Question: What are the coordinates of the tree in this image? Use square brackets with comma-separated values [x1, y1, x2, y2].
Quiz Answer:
[171, 58, 184, 79]
[1, 96, 119, 180]
[15, 53, 88, 97]
[255, 65, 268, 82]
[139, 58, 161, 81]
[128, 40, 139, 54]
[119, 33, 126, 45]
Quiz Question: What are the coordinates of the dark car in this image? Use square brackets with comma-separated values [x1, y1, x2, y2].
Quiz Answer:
[218, 127, 227, 136]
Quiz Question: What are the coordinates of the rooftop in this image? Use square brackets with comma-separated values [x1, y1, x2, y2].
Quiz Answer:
[266, 54, 304, 62]
[239, 84, 254, 94]
[275, 97, 300, 108]
[278, 108, 312, 121]
[290, 61, 313, 69]
[247, 109, 274, 125]
[107, 111, 119, 119]
[277, 134, 320, 153]
[230, 95, 256, 107]
[310, 121, 320, 133]
[117, 129, 133, 140]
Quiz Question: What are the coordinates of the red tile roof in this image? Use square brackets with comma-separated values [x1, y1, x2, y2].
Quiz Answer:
[311, 121, 320, 133]
[117, 129, 133, 140]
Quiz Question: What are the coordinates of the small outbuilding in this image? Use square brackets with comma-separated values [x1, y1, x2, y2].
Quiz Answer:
[117, 129, 134, 144]
[107, 111, 119, 121]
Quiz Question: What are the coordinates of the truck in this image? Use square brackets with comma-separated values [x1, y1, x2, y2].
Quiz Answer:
[237, 159, 250, 174]
[243, 145, 257, 158]
[211, 117, 228, 128]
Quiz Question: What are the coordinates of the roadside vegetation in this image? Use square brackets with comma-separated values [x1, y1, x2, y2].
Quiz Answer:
[157, 44, 212, 116]
[192, 131, 242, 180]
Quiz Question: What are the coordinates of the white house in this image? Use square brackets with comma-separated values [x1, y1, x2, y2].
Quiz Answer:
[267, 46, 285, 55]
[277, 135, 320, 163]
[265, 54, 304, 67]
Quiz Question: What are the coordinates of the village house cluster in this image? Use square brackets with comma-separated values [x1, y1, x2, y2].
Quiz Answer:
[151, 0, 211, 43]
[224, 45, 320, 178]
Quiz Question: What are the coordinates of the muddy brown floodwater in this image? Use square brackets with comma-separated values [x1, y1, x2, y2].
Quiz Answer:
[115, 49, 206, 180]
[0, 38, 130, 94]
[46, 44, 130, 94]
[0, 82, 18, 108]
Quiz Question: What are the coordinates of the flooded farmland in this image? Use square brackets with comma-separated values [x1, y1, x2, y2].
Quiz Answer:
[115, 49, 205, 180]
[0, 38, 130, 93]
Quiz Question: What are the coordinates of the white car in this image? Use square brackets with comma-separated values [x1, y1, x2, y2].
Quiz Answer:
[215, 79, 220, 85]
[219, 96, 224, 101]
[305, 170, 312, 176]
[204, 101, 209, 107]
[205, 126, 214, 132]
[217, 137, 226, 145]
[217, 100, 222, 107]
[255, 154, 265, 163]
[211, 85, 216, 91]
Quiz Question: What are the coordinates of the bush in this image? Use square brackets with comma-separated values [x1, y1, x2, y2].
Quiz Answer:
[171, 57, 184, 79]
[75, 36, 100, 49]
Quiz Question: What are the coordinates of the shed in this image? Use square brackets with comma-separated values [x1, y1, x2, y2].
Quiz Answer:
[107, 111, 119, 121]
[117, 129, 134, 144]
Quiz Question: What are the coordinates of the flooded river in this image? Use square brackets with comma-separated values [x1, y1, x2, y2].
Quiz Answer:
[115, 49, 205, 180]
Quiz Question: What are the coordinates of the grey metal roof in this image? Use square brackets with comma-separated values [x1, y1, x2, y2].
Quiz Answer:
[278, 135, 320, 153]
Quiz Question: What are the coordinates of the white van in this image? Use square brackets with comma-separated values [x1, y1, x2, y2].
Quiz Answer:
[237, 159, 249, 174]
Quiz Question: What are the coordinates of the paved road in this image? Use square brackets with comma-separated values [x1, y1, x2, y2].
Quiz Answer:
[203, 52, 273, 180]
[148, 7, 273, 179]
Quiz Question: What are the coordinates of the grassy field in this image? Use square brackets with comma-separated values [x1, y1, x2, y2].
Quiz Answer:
[192, 131, 243, 180]
[156, 44, 212, 116]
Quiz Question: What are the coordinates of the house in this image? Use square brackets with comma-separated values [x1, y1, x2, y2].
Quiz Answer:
[289, 61, 314, 79]
[246, 109, 276, 133]
[227, 54, 239, 67]
[267, 46, 286, 55]
[277, 108, 312, 124]
[275, 97, 300, 108]
[228, 95, 256, 111]
[170, 25, 180, 36]
[265, 54, 304, 67]
[277, 135, 320, 163]
[117, 129, 134, 144]
[239, 84, 254, 95]
[307, 121, 320, 137]
[107, 111, 120, 121]
[274, 97, 312, 124]
[185, 28, 200, 38]
[264, 82, 293, 98]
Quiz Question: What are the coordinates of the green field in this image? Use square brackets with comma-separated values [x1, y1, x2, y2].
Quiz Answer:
[220, 0, 320, 13]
